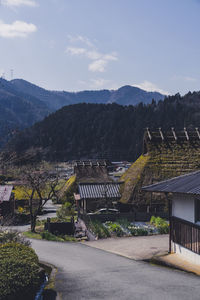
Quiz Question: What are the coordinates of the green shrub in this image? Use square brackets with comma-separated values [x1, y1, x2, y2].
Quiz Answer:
[150, 216, 169, 234]
[157, 223, 169, 234]
[105, 222, 124, 237]
[56, 202, 75, 221]
[129, 227, 148, 236]
[88, 220, 110, 239]
[116, 218, 130, 228]
[0, 243, 40, 299]
[0, 229, 30, 246]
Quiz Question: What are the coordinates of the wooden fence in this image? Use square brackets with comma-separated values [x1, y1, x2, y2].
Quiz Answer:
[44, 219, 75, 235]
[171, 216, 200, 255]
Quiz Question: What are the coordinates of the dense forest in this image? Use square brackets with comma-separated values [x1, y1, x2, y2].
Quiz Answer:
[3, 91, 200, 164]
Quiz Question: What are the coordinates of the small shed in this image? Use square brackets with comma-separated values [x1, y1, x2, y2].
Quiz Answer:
[77, 182, 123, 213]
[0, 185, 14, 216]
[142, 171, 200, 265]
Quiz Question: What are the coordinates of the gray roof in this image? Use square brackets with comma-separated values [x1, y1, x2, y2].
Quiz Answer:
[142, 171, 200, 195]
[0, 185, 13, 203]
[78, 182, 123, 199]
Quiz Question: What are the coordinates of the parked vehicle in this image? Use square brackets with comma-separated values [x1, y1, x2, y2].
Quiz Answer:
[88, 208, 119, 215]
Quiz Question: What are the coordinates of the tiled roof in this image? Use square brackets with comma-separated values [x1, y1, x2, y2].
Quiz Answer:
[0, 185, 13, 203]
[78, 182, 123, 199]
[142, 171, 200, 195]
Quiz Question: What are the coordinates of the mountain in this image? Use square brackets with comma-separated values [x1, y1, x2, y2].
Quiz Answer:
[10, 79, 165, 109]
[0, 78, 50, 147]
[0, 78, 165, 148]
[4, 92, 200, 164]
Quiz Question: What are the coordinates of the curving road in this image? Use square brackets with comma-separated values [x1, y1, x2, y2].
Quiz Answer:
[31, 239, 200, 300]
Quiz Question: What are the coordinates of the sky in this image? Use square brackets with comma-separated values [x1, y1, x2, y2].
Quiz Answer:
[1, 0, 200, 95]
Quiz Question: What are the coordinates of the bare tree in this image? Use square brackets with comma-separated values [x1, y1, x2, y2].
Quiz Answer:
[20, 164, 60, 232]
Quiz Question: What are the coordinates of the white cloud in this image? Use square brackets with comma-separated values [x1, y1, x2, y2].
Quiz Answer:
[66, 35, 118, 72]
[2, 0, 37, 7]
[134, 80, 169, 95]
[79, 78, 118, 90]
[0, 69, 5, 78]
[67, 34, 94, 47]
[89, 59, 107, 72]
[0, 20, 37, 38]
[66, 47, 87, 56]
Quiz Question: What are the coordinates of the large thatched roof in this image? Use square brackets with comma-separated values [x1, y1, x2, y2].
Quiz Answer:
[120, 128, 200, 206]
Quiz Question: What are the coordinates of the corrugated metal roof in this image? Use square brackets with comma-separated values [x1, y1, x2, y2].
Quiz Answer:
[142, 171, 200, 195]
[78, 182, 123, 199]
[0, 185, 13, 203]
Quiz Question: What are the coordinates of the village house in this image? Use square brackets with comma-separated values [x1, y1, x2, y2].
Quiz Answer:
[0, 185, 14, 218]
[142, 171, 200, 265]
[76, 182, 123, 214]
[121, 128, 200, 212]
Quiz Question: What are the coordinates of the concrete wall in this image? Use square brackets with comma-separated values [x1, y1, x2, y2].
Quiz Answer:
[172, 194, 195, 223]
[172, 242, 200, 265]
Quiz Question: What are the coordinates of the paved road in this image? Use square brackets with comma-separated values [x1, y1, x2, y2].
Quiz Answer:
[1, 200, 60, 232]
[85, 234, 168, 260]
[31, 239, 200, 300]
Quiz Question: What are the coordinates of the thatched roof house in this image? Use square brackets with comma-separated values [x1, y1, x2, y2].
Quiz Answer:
[120, 128, 200, 208]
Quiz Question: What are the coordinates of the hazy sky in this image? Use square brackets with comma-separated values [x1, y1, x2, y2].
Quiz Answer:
[0, 0, 200, 95]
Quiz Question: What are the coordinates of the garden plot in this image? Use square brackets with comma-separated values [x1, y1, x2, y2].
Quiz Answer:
[88, 216, 169, 239]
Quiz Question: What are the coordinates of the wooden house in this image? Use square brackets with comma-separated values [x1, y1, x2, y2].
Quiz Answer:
[77, 182, 123, 213]
[0, 185, 14, 217]
[142, 171, 200, 265]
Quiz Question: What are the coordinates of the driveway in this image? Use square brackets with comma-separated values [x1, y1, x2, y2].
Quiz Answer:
[85, 235, 168, 260]
[31, 239, 200, 300]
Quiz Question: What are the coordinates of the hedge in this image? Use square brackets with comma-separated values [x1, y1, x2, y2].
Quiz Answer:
[0, 243, 41, 300]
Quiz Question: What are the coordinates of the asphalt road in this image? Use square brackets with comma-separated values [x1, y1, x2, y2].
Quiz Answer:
[31, 239, 200, 300]
[1, 200, 60, 232]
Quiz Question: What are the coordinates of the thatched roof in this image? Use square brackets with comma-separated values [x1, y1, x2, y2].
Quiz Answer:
[120, 128, 200, 206]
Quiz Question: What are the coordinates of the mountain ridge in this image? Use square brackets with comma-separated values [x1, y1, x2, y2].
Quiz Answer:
[10, 79, 165, 109]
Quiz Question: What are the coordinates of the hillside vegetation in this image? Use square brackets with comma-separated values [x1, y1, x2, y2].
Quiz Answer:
[3, 91, 200, 164]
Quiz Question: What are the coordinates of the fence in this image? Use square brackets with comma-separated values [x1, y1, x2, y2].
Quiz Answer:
[80, 211, 168, 223]
[171, 216, 200, 255]
[44, 219, 75, 235]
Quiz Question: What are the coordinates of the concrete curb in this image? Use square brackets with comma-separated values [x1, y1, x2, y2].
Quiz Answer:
[148, 254, 200, 276]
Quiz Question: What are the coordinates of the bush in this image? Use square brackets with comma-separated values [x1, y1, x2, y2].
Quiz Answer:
[105, 222, 124, 237]
[150, 216, 169, 234]
[56, 202, 75, 221]
[129, 227, 148, 236]
[0, 229, 30, 246]
[88, 220, 111, 239]
[0, 243, 40, 299]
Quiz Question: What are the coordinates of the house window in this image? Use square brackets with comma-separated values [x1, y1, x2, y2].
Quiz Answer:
[195, 199, 200, 222]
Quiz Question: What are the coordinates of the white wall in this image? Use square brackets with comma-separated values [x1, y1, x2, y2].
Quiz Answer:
[172, 242, 200, 265]
[172, 193, 195, 223]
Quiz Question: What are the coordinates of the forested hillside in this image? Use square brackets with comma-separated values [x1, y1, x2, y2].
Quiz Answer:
[0, 78, 164, 147]
[3, 91, 200, 164]
[0, 78, 50, 147]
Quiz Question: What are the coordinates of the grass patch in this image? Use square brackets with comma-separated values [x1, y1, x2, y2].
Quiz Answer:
[23, 230, 77, 242]
[23, 231, 43, 240]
